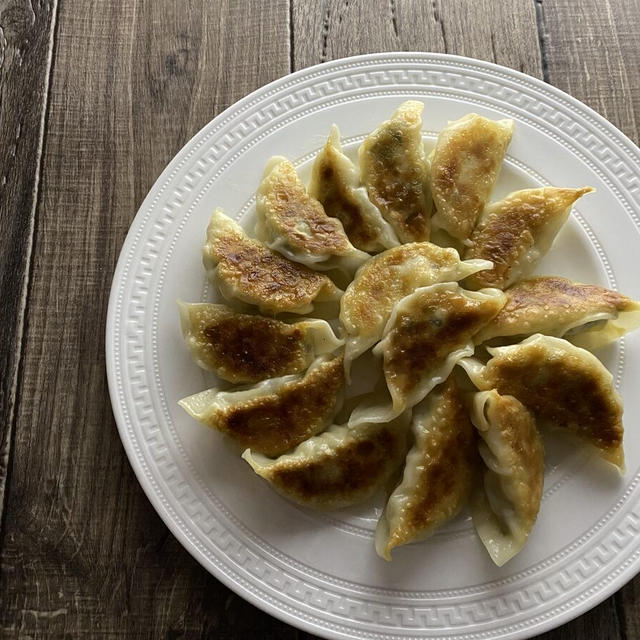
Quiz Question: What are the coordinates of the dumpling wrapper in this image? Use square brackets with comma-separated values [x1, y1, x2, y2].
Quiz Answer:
[351, 283, 506, 425]
[463, 186, 594, 289]
[203, 209, 342, 315]
[179, 354, 344, 457]
[470, 390, 544, 567]
[359, 101, 433, 243]
[375, 377, 477, 560]
[178, 302, 343, 383]
[431, 114, 514, 242]
[459, 334, 624, 470]
[339, 242, 492, 374]
[256, 156, 369, 273]
[473, 276, 640, 349]
[308, 125, 400, 253]
[242, 412, 410, 510]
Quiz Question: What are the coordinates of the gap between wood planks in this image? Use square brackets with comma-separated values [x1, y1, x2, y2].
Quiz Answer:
[0, 0, 61, 544]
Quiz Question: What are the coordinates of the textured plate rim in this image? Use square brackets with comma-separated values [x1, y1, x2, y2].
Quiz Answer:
[105, 52, 640, 640]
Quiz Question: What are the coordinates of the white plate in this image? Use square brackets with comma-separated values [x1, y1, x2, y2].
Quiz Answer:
[106, 53, 640, 639]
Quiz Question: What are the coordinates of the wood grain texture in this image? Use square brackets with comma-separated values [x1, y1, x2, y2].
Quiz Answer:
[0, 0, 57, 526]
[0, 0, 295, 637]
[537, 0, 640, 143]
[292, 0, 542, 77]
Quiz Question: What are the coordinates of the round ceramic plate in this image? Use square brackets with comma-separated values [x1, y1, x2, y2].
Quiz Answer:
[106, 53, 640, 639]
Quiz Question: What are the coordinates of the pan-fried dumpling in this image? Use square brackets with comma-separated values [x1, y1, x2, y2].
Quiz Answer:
[359, 101, 433, 243]
[351, 283, 505, 424]
[339, 242, 492, 374]
[242, 412, 409, 510]
[308, 125, 400, 253]
[179, 355, 344, 457]
[469, 390, 544, 566]
[256, 156, 369, 273]
[463, 187, 594, 289]
[430, 114, 513, 242]
[203, 209, 342, 315]
[375, 377, 477, 560]
[473, 276, 640, 349]
[459, 334, 624, 469]
[178, 302, 343, 383]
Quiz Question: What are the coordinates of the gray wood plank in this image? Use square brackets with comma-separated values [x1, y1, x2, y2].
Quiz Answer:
[0, 0, 58, 527]
[537, 1, 640, 638]
[0, 1, 295, 637]
[292, 0, 542, 78]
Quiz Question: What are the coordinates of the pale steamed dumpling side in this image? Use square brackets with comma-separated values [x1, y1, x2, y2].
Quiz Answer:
[178, 302, 343, 383]
[474, 276, 640, 348]
[463, 186, 594, 289]
[469, 390, 544, 567]
[255, 156, 369, 273]
[359, 101, 433, 243]
[242, 412, 410, 510]
[203, 209, 342, 315]
[308, 125, 400, 253]
[339, 242, 493, 374]
[179, 354, 344, 458]
[375, 376, 477, 560]
[459, 334, 624, 470]
[350, 283, 506, 425]
[431, 114, 514, 242]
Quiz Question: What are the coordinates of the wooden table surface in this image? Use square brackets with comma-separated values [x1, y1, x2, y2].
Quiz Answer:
[1, 0, 639, 637]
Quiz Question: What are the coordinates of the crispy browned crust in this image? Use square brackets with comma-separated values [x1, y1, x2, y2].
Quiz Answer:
[313, 145, 382, 251]
[360, 103, 431, 242]
[340, 242, 463, 336]
[388, 378, 477, 548]
[486, 393, 544, 524]
[383, 288, 504, 398]
[485, 346, 623, 462]
[206, 219, 339, 312]
[464, 187, 592, 289]
[213, 355, 344, 457]
[476, 276, 636, 342]
[267, 424, 403, 506]
[261, 160, 351, 254]
[191, 308, 308, 383]
[431, 115, 512, 240]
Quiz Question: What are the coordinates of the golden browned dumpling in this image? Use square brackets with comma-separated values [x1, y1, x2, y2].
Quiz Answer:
[339, 242, 492, 373]
[460, 334, 624, 469]
[463, 187, 594, 289]
[202, 209, 342, 315]
[178, 302, 343, 383]
[359, 101, 433, 243]
[474, 276, 640, 348]
[179, 355, 344, 457]
[308, 125, 400, 253]
[242, 412, 409, 510]
[469, 390, 544, 566]
[430, 114, 513, 242]
[256, 157, 369, 273]
[350, 283, 505, 424]
[375, 377, 477, 560]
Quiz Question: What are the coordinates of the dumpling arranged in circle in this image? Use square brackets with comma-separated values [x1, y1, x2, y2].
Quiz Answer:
[308, 124, 400, 253]
[460, 334, 624, 470]
[256, 156, 369, 273]
[179, 302, 343, 383]
[179, 354, 344, 458]
[203, 209, 342, 315]
[359, 101, 433, 243]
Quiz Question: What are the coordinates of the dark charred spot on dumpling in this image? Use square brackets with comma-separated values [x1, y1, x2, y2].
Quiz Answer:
[488, 353, 623, 452]
[385, 290, 502, 396]
[215, 356, 344, 457]
[202, 316, 306, 382]
[269, 426, 398, 501]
